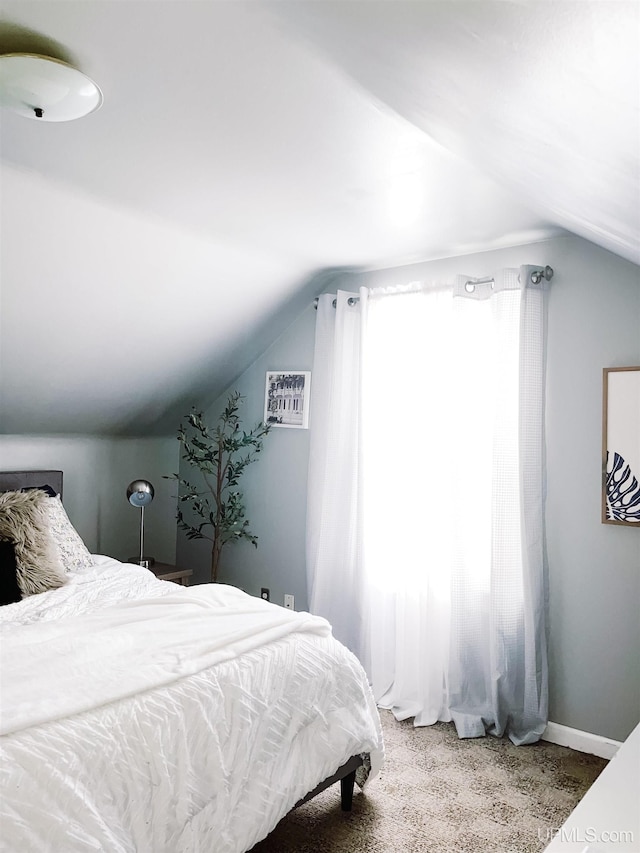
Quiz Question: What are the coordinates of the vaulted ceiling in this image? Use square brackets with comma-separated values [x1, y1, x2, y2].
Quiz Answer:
[1, 1, 638, 435]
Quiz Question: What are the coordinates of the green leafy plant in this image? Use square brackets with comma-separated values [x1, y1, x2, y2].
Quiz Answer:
[166, 391, 271, 582]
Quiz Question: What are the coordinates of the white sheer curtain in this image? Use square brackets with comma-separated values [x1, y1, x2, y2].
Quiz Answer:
[306, 291, 367, 656]
[307, 267, 549, 745]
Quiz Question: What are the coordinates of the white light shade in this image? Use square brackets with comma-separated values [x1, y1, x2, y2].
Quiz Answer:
[0, 53, 102, 122]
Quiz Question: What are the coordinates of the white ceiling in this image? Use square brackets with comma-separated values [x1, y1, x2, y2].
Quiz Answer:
[1, 1, 638, 435]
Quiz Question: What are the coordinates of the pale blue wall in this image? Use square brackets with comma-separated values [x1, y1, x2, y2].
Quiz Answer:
[177, 304, 318, 610]
[0, 435, 179, 563]
[181, 234, 639, 742]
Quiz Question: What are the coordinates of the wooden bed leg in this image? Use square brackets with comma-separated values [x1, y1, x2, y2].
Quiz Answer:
[340, 769, 356, 811]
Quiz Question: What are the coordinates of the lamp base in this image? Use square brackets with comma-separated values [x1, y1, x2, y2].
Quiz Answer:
[127, 557, 155, 569]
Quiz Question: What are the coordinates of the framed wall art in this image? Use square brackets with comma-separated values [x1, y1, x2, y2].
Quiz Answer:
[602, 366, 640, 525]
[264, 371, 311, 429]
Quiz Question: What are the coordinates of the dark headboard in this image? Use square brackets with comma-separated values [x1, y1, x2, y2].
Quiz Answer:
[0, 470, 63, 498]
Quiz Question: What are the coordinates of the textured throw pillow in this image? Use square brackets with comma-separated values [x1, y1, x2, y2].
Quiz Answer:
[0, 540, 22, 605]
[0, 490, 67, 596]
[43, 496, 94, 572]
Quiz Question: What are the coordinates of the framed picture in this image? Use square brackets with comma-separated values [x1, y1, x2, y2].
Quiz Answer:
[602, 366, 640, 525]
[264, 371, 311, 429]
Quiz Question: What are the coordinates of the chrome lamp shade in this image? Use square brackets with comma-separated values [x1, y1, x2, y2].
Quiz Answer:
[126, 479, 154, 568]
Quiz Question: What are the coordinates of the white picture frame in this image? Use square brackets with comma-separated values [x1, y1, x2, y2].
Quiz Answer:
[264, 371, 311, 429]
[602, 366, 640, 525]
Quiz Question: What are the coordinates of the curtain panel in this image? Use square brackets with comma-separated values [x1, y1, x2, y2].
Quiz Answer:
[306, 291, 367, 658]
[306, 267, 549, 745]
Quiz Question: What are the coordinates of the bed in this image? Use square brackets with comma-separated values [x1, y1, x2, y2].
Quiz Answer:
[0, 470, 383, 852]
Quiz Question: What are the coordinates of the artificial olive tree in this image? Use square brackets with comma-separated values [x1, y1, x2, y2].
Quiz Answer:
[167, 392, 271, 582]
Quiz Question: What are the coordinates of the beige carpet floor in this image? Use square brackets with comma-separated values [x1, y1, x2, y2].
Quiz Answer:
[251, 710, 607, 853]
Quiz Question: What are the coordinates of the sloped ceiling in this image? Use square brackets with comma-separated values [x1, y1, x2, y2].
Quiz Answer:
[1, 1, 638, 436]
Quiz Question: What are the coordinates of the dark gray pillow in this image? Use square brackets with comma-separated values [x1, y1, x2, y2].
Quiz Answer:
[23, 484, 58, 498]
[0, 540, 22, 605]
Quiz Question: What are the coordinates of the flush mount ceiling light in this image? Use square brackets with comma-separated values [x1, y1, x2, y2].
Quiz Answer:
[0, 53, 102, 121]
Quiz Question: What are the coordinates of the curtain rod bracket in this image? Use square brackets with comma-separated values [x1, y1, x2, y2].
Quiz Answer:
[314, 296, 359, 309]
[530, 265, 554, 285]
[465, 265, 554, 290]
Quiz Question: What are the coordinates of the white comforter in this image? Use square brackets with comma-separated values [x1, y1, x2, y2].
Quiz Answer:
[0, 557, 383, 853]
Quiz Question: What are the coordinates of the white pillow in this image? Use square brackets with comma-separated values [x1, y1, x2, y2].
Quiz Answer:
[44, 496, 94, 572]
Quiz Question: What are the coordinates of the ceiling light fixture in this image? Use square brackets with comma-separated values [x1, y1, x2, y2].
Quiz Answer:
[0, 53, 102, 122]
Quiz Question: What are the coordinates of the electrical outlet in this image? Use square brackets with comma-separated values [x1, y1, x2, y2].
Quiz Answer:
[261, 587, 270, 601]
[284, 594, 294, 610]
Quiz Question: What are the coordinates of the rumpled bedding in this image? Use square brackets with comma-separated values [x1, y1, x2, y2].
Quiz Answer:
[0, 557, 383, 853]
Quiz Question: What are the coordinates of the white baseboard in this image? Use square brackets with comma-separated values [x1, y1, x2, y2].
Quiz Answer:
[542, 721, 622, 760]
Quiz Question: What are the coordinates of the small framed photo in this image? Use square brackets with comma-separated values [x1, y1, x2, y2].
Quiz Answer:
[602, 366, 640, 525]
[264, 371, 311, 429]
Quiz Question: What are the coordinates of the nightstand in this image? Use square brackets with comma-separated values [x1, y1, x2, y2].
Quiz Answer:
[150, 562, 193, 586]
